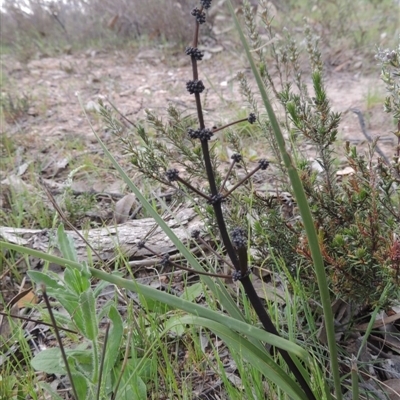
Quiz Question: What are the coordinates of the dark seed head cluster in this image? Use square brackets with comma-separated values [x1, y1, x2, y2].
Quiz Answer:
[166, 168, 180, 182]
[185, 46, 204, 61]
[231, 227, 246, 249]
[188, 127, 213, 141]
[160, 255, 171, 267]
[248, 113, 257, 124]
[231, 153, 242, 163]
[200, 0, 212, 9]
[208, 193, 225, 205]
[258, 159, 270, 170]
[232, 270, 242, 281]
[232, 268, 251, 281]
[191, 7, 206, 24]
[186, 79, 205, 94]
[191, 229, 201, 239]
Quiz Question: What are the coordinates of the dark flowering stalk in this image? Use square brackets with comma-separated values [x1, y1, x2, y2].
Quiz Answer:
[182, 3, 316, 399]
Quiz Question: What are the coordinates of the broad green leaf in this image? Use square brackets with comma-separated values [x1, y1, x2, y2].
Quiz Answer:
[28, 270, 64, 291]
[51, 309, 79, 330]
[31, 347, 66, 375]
[70, 304, 86, 338]
[164, 314, 186, 336]
[68, 359, 89, 400]
[31, 347, 92, 375]
[103, 305, 123, 376]
[181, 282, 204, 301]
[79, 289, 98, 340]
[57, 224, 78, 263]
[28, 271, 84, 328]
[80, 260, 91, 279]
[64, 266, 90, 295]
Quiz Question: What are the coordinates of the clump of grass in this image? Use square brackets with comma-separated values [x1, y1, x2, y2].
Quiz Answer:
[0, 92, 31, 123]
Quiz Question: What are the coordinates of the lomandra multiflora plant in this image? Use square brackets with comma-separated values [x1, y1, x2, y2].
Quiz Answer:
[100, 1, 317, 398]
[174, 3, 314, 398]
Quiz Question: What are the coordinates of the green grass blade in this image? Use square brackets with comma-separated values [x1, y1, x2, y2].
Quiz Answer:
[226, 1, 340, 398]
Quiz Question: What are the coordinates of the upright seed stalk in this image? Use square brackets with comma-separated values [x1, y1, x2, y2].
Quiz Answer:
[175, 2, 317, 399]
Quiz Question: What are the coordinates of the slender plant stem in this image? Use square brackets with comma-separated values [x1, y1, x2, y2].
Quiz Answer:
[0, 311, 77, 334]
[96, 322, 110, 400]
[176, 176, 211, 201]
[213, 117, 248, 133]
[222, 164, 262, 198]
[41, 286, 79, 400]
[220, 159, 237, 192]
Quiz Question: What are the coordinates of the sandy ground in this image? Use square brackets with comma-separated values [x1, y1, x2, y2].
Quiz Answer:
[1, 46, 396, 186]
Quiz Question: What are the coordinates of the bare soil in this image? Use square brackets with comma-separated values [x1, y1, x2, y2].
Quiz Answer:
[1, 46, 395, 168]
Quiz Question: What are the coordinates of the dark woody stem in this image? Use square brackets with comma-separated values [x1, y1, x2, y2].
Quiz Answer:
[189, 19, 239, 268]
[213, 117, 248, 134]
[139, 243, 232, 279]
[222, 164, 262, 198]
[220, 158, 237, 193]
[188, 8, 316, 400]
[175, 176, 211, 201]
[236, 246, 248, 275]
[202, 138, 240, 268]
[192, 16, 200, 49]
[201, 141, 218, 195]
[191, 21, 205, 130]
